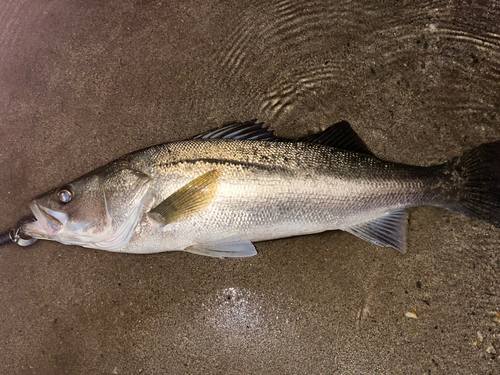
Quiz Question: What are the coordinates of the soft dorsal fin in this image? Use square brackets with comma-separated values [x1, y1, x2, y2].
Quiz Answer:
[185, 240, 258, 258]
[344, 209, 408, 253]
[300, 120, 373, 155]
[149, 170, 220, 225]
[192, 120, 280, 141]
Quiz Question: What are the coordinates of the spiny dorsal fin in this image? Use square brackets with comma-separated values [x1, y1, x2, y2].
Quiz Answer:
[300, 120, 373, 155]
[149, 170, 220, 225]
[192, 120, 280, 141]
[345, 209, 408, 253]
[185, 240, 257, 258]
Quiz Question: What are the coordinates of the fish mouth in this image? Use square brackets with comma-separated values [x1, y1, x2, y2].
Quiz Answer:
[27, 201, 68, 236]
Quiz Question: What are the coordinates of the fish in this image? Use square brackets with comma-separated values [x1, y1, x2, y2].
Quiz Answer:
[20, 120, 500, 257]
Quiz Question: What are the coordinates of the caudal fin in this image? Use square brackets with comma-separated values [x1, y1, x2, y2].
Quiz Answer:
[446, 141, 500, 227]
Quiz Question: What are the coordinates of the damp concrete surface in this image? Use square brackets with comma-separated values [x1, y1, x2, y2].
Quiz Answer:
[0, 1, 499, 374]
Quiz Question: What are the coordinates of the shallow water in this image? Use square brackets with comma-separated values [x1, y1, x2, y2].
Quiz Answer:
[0, 1, 499, 374]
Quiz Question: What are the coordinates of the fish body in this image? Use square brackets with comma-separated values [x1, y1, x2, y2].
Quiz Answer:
[119, 139, 435, 254]
[21, 121, 500, 257]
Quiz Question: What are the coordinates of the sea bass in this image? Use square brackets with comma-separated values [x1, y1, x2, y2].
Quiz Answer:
[20, 120, 500, 257]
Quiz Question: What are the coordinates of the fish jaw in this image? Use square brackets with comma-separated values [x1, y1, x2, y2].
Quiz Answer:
[26, 200, 68, 237]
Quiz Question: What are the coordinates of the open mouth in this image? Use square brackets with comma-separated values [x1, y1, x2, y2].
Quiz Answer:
[28, 201, 68, 236]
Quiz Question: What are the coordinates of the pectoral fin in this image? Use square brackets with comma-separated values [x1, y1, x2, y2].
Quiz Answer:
[345, 209, 408, 253]
[185, 240, 258, 258]
[149, 170, 220, 225]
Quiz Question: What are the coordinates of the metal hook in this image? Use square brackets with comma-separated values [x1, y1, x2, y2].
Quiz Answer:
[0, 217, 38, 247]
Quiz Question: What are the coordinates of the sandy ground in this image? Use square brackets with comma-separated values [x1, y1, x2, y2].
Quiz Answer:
[0, 1, 499, 374]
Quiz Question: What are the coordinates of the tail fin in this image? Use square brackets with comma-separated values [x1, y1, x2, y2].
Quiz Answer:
[446, 141, 500, 227]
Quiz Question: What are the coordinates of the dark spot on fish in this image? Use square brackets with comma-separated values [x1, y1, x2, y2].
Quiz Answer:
[404, 290, 408, 294]
[416, 280, 422, 288]
[227, 295, 231, 300]
[118, 282, 122, 286]
[346, 42, 350, 47]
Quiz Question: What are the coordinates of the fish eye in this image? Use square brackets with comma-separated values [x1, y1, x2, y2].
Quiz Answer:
[57, 186, 74, 203]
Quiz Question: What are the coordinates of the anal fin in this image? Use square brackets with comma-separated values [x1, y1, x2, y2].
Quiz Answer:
[345, 209, 408, 253]
[185, 241, 257, 258]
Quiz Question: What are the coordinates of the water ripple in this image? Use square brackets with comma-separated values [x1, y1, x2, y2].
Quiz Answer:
[203, 0, 497, 129]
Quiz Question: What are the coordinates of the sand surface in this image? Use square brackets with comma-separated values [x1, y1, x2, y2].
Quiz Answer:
[0, 1, 499, 373]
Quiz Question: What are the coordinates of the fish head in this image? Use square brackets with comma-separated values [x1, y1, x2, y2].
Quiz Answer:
[23, 164, 151, 248]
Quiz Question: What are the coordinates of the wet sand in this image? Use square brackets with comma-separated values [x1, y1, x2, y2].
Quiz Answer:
[0, 1, 499, 373]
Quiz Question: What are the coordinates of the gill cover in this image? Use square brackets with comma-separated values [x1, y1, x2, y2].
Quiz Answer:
[92, 166, 152, 250]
